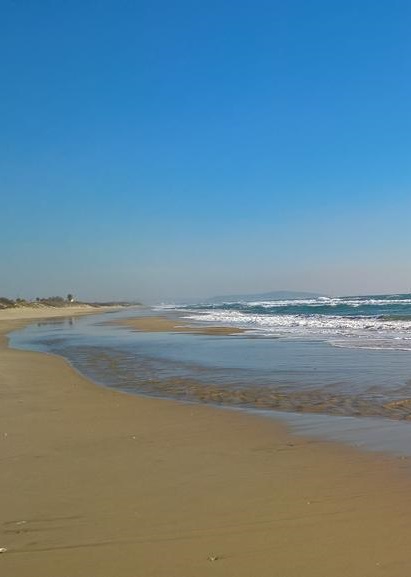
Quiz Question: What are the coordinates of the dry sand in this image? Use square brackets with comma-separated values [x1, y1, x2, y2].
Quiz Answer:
[0, 304, 116, 322]
[2, 309, 411, 576]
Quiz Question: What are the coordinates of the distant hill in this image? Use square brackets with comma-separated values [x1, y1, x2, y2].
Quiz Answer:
[206, 290, 327, 303]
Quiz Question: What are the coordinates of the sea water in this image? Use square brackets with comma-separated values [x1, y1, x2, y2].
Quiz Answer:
[172, 293, 411, 351]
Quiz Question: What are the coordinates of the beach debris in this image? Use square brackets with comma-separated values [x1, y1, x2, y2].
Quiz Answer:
[15, 521, 27, 526]
[207, 555, 219, 562]
[0, 548, 8, 554]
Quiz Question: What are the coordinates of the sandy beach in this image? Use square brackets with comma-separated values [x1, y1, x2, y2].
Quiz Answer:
[111, 314, 245, 335]
[2, 309, 411, 576]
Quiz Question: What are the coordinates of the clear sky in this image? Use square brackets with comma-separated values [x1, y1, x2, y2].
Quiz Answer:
[1, 0, 410, 302]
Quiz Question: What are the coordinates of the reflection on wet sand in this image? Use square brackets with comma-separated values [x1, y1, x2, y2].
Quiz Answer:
[79, 349, 411, 421]
[36, 317, 77, 327]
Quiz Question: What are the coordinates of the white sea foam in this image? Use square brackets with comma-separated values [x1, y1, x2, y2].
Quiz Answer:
[183, 310, 411, 332]
[233, 297, 411, 308]
[156, 296, 411, 310]
[155, 294, 411, 351]
[181, 310, 411, 351]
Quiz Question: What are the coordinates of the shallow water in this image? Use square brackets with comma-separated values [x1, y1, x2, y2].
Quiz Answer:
[9, 307, 411, 455]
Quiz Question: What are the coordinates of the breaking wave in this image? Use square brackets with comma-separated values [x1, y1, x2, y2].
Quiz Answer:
[157, 294, 411, 351]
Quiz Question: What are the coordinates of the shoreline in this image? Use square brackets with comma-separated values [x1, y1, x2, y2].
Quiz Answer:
[2, 311, 411, 575]
[109, 314, 246, 335]
[107, 314, 411, 422]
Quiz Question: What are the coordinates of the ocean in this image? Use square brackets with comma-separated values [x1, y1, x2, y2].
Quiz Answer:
[8, 293, 411, 455]
[170, 293, 411, 351]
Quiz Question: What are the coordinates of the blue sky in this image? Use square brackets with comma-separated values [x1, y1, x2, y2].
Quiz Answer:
[1, 0, 410, 301]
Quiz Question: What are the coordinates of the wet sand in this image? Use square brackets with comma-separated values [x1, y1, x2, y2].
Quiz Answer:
[112, 314, 245, 335]
[2, 310, 411, 576]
